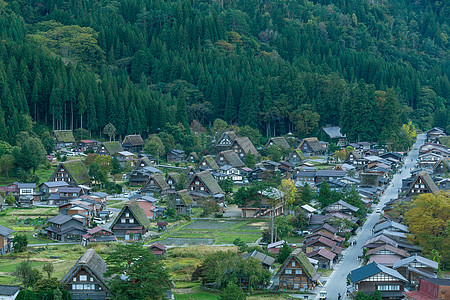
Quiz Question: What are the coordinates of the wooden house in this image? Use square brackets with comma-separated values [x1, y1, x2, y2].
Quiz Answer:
[122, 134, 144, 153]
[187, 170, 224, 201]
[347, 262, 408, 300]
[214, 131, 238, 153]
[323, 200, 359, 215]
[46, 214, 85, 242]
[426, 127, 446, 142]
[231, 137, 259, 160]
[297, 138, 326, 156]
[404, 277, 450, 300]
[0, 285, 22, 299]
[319, 126, 347, 146]
[288, 149, 306, 165]
[197, 155, 219, 171]
[239, 187, 283, 218]
[393, 256, 439, 287]
[167, 190, 193, 215]
[129, 158, 162, 186]
[141, 173, 170, 195]
[111, 199, 151, 240]
[275, 248, 319, 291]
[166, 173, 181, 190]
[149, 243, 167, 256]
[39, 181, 70, 197]
[216, 150, 245, 168]
[61, 249, 111, 300]
[433, 159, 450, 176]
[77, 139, 99, 152]
[0, 225, 14, 255]
[264, 137, 291, 150]
[306, 248, 336, 269]
[405, 171, 439, 197]
[49, 161, 91, 187]
[366, 245, 410, 267]
[53, 130, 75, 148]
[302, 236, 342, 257]
[242, 250, 275, 270]
[81, 227, 116, 246]
[116, 151, 137, 165]
[187, 152, 199, 163]
[48, 186, 82, 205]
[97, 141, 123, 156]
[167, 149, 185, 163]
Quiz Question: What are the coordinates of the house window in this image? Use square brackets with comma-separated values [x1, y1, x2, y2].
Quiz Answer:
[73, 277, 76, 282]
[200, 187, 205, 191]
[285, 269, 292, 274]
[80, 275, 87, 281]
[130, 219, 134, 223]
[295, 269, 302, 274]
[292, 261, 296, 266]
[125, 213, 130, 217]
[294, 283, 299, 289]
[121, 218, 126, 223]
[377, 285, 400, 291]
[90, 277, 93, 282]
[195, 181, 200, 185]
[220, 157, 223, 161]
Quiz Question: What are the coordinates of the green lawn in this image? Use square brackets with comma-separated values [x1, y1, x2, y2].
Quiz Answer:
[35, 166, 57, 184]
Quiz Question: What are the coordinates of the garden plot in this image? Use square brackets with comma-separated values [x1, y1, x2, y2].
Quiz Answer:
[159, 237, 215, 246]
[183, 220, 241, 230]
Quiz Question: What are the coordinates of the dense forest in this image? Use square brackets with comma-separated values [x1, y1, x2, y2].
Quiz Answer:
[0, 0, 448, 146]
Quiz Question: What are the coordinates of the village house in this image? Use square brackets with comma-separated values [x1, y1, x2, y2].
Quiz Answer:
[61, 249, 111, 300]
[39, 181, 70, 197]
[46, 214, 85, 242]
[230, 137, 259, 160]
[187, 152, 199, 163]
[197, 155, 219, 172]
[319, 126, 347, 146]
[264, 137, 291, 150]
[275, 248, 319, 291]
[302, 236, 343, 257]
[129, 159, 162, 186]
[393, 256, 439, 287]
[297, 137, 326, 156]
[288, 149, 305, 165]
[242, 250, 275, 270]
[81, 227, 117, 247]
[48, 187, 83, 205]
[166, 173, 181, 190]
[374, 220, 409, 234]
[122, 134, 144, 153]
[116, 151, 137, 166]
[216, 150, 245, 168]
[306, 248, 336, 269]
[49, 161, 91, 187]
[0, 225, 14, 255]
[77, 139, 99, 152]
[141, 173, 170, 195]
[167, 149, 185, 163]
[187, 170, 224, 201]
[426, 127, 446, 142]
[214, 131, 238, 153]
[0, 285, 22, 299]
[149, 243, 167, 256]
[239, 187, 283, 218]
[166, 190, 193, 215]
[53, 130, 75, 148]
[403, 278, 450, 300]
[111, 199, 151, 240]
[97, 141, 123, 156]
[404, 171, 439, 197]
[433, 159, 450, 176]
[348, 262, 408, 300]
[323, 200, 359, 215]
[366, 245, 410, 267]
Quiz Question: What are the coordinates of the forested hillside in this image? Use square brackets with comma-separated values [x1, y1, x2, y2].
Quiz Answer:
[0, 0, 448, 145]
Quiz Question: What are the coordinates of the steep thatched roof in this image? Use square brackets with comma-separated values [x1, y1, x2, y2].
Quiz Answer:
[234, 137, 259, 156]
[122, 135, 144, 146]
[406, 170, 439, 195]
[101, 141, 123, 155]
[265, 137, 291, 149]
[53, 130, 75, 143]
[193, 170, 224, 195]
[112, 199, 151, 230]
[62, 160, 90, 185]
[298, 137, 325, 153]
[218, 150, 244, 167]
[177, 189, 193, 205]
[276, 248, 316, 279]
[198, 155, 219, 170]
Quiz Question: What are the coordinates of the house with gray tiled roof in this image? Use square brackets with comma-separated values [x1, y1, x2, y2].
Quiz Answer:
[46, 214, 85, 242]
[242, 250, 275, 270]
[0, 225, 14, 255]
[61, 249, 111, 300]
[393, 256, 439, 286]
[0, 285, 22, 299]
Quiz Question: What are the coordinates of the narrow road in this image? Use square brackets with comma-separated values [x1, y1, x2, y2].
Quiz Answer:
[322, 133, 425, 300]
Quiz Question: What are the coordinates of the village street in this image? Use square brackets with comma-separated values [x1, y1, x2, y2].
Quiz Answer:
[320, 133, 426, 300]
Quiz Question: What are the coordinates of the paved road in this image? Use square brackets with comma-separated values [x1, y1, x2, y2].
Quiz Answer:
[321, 133, 426, 300]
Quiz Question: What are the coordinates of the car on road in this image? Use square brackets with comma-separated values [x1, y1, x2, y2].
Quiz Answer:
[93, 217, 106, 225]
[319, 290, 327, 300]
[375, 208, 382, 213]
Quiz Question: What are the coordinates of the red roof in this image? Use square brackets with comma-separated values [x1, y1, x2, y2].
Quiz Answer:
[157, 221, 168, 226]
[150, 243, 167, 251]
[137, 201, 156, 218]
[303, 236, 337, 248]
[305, 231, 344, 243]
[268, 248, 280, 254]
[306, 248, 336, 261]
[403, 291, 434, 300]
[80, 140, 94, 143]
[87, 226, 112, 234]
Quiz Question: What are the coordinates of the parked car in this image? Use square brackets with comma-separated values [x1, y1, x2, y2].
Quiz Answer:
[93, 217, 106, 225]
[375, 208, 381, 213]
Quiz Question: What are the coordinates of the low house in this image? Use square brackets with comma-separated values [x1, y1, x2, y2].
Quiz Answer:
[46, 214, 85, 242]
[167, 190, 193, 215]
[302, 236, 342, 257]
[81, 227, 116, 246]
[0, 225, 14, 255]
[77, 139, 99, 152]
[306, 248, 336, 269]
[403, 278, 450, 300]
[187, 152, 199, 163]
[141, 173, 170, 195]
[230, 137, 259, 160]
[149, 243, 167, 256]
[157, 221, 168, 231]
[347, 262, 408, 299]
[167, 150, 185, 163]
[216, 150, 245, 168]
[187, 170, 224, 201]
[61, 249, 111, 300]
[116, 151, 137, 165]
[122, 135, 144, 153]
[197, 155, 219, 171]
[135, 196, 157, 218]
[39, 181, 70, 197]
[310, 223, 339, 238]
[242, 250, 275, 270]
[323, 200, 359, 215]
[297, 137, 326, 156]
[97, 141, 123, 156]
[433, 159, 450, 176]
[214, 131, 238, 153]
[304, 231, 345, 247]
[405, 171, 439, 197]
[268, 240, 285, 254]
[129, 163, 162, 186]
[264, 137, 291, 150]
[319, 126, 347, 146]
[111, 199, 151, 240]
[48, 187, 82, 205]
[426, 127, 446, 142]
[53, 130, 75, 148]
[366, 245, 410, 267]
[275, 248, 319, 291]
[217, 165, 243, 182]
[393, 256, 439, 287]
[0, 285, 22, 300]
[288, 150, 305, 165]
[374, 220, 409, 234]
[239, 187, 283, 218]
[49, 161, 91, 187]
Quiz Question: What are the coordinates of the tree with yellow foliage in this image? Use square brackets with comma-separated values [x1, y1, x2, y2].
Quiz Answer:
[278, 178, 296, 215]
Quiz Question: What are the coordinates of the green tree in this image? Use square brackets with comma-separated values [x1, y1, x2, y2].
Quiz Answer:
[43, 262, 54, 279]
[219, 282, 246, 300]
[12, 260, 41, 288]
[13, 234, 28, 252]
[105, 243, 171, 300]
[13, 136, 46, 174]
[103, 123, 117, 141]
[274, 216, 293, 240]
[218, 178, 234, 194]
[244, 151, 256, 168]
[6, 194, 15, 206]
[276, 242, 293, 263]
